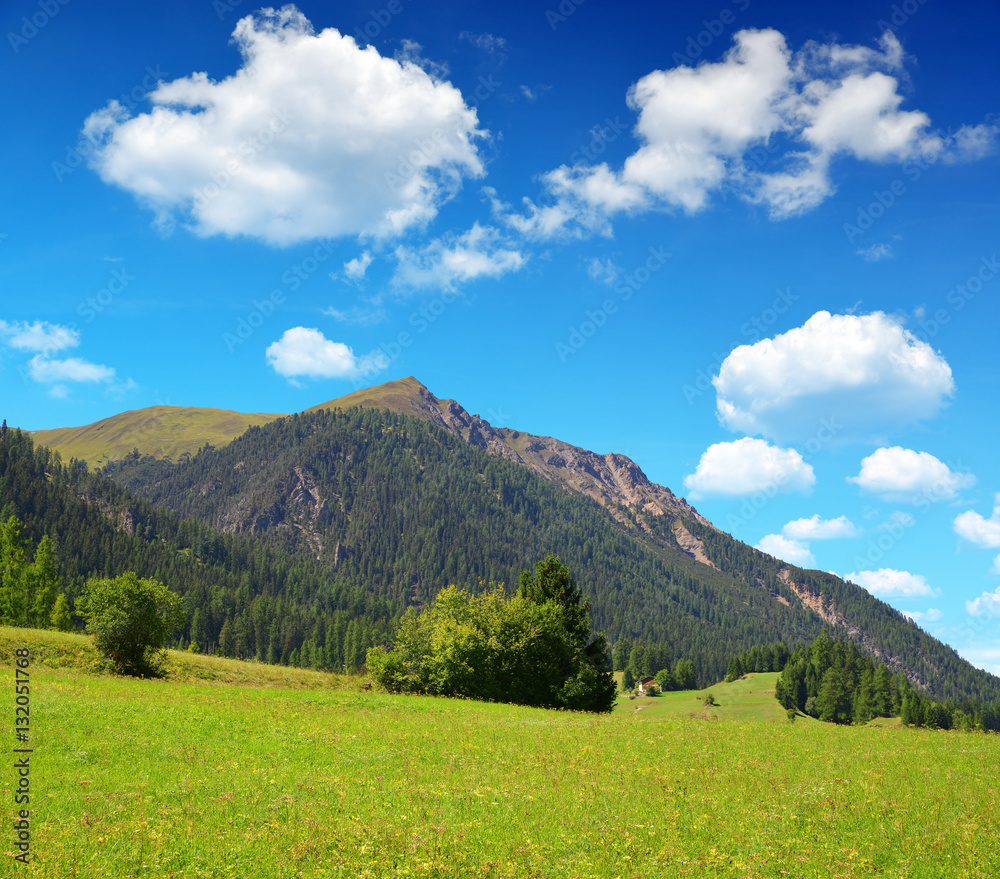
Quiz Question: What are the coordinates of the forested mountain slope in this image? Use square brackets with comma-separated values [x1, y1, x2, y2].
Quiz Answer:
[0, 428, 393, 669]
[95, 403, 1000, 701]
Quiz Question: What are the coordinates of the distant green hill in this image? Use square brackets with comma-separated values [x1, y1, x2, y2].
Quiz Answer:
[29, 405, 285, 467]
[616, 673, 793, 723]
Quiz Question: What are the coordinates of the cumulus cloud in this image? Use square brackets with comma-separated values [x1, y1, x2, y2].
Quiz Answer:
[967, 587, 1000, 618]
[713, 311, 955, 442]
[683, 437, 815, 499]
[265, 327, 386, 381]
[848, 447, 975, 502]
[846, 568, 935, 598]
[392, 223, 525, 290]
[782, 514, 860, 540]
[0, 320, 79, 355]
[756, 534, 815, 567]
[902, 608, 942, 624]
[505, 29, 992, 237]
[83, 5, 486, 245]
[953, 494, 1000, 548]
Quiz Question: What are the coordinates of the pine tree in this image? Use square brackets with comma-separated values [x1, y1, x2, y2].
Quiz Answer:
[28, 534, 60, 628]
[50, 593, 73, 632]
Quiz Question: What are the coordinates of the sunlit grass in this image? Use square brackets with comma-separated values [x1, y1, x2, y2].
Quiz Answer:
[2, 635, 998, 877]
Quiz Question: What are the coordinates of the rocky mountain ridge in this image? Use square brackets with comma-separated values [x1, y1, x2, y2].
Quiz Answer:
[312, 377, 712, 530]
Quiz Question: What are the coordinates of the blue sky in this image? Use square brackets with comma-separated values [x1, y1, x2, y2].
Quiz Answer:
[3, 0, 999, 673]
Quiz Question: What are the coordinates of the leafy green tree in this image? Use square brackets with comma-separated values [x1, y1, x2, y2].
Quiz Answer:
[369, 557, 615, 712]
[654, 667, 675, 691]
[80, 572, 185, 675]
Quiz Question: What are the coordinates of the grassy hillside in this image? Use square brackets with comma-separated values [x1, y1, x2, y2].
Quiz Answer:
[616, 672, 792, 723]
[0, 627, 357, 690]
[29, 405, 285, 467]
[2, 630, 998, 878]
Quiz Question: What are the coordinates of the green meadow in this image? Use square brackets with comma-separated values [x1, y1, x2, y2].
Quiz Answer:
[3, 628, 998, 878]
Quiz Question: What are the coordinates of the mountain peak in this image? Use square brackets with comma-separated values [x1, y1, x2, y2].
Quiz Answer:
[307, 376, 439, 419]
[310, 378, 710, 529]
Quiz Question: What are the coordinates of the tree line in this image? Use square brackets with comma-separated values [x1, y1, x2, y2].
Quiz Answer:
[610, 636, 698, 691]
[769, 631, 1000, 732]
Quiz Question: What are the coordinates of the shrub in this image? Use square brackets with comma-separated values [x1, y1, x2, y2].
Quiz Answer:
[79, 572, 185, 676]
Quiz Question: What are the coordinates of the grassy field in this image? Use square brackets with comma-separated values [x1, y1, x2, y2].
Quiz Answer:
[3, 629, 998, 877]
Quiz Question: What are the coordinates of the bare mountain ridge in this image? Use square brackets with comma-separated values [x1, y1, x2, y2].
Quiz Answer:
[309, 377, 712, 531]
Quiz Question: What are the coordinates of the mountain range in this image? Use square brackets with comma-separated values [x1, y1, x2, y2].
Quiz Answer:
[12, 377, 1000, 702]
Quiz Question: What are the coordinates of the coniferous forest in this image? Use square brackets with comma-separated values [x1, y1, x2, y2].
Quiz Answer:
[3, 407, 1000, 705]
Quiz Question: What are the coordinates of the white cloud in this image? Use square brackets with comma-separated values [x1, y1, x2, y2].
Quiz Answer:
[846, 568, 935, 598]
[848, 447, 975, 502]
[902, 608, 942, 624]
[265, 327, 386, 381]
[459, 32, 507, 55]
[506, 29, 992, 237]
[83, 6, 486, 246]
[756, 534, 815, 567]
[27, 355, 115, 384]
[342, 251, 373, 282]
[954, 645, 1000, 677]
[953, 494, 1000, 548]
[322, 300, 386, 326]
[683, 437, 815, 499]
[0, 320, 79, 355]
[782, 514, 859, 540]
[392, 223, 525, 290]
[967, 587, 1000, 618]
[713, 311, 955, 442]
[586, 256, 621, 286]
[857, 243, 893, 261]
